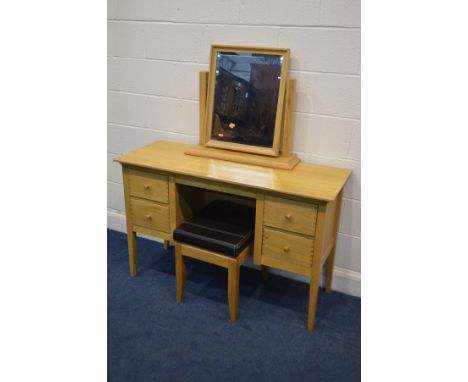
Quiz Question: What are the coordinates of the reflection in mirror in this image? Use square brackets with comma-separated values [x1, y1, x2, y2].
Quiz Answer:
[211, 52, 283, 148]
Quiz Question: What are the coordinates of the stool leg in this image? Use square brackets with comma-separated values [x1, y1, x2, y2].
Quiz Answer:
[227, 262, 240, 321]
[175, 244, 186, 303]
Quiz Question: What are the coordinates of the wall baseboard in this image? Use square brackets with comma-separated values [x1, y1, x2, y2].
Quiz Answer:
[107, 210, 361, 297]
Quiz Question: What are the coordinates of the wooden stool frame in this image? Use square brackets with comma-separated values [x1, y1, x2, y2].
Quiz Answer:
[175, 242, 252, 321]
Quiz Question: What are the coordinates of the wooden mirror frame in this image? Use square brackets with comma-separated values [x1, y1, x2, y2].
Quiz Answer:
[203, 45, 290, 157]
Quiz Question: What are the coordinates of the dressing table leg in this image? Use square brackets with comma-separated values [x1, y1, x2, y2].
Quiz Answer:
[260, 265, 269, 281]
[163, 240, 169, 251]
[123, 167, 138, 277]
[325, 247, 336, 293]
[326, 190, 343, 293]
[307, 273, 320, 331]
[175, 244, 186, 303]
[127, 231, 138, 277]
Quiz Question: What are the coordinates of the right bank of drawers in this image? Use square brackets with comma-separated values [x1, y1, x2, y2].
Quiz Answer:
[262, 195, 318, 275]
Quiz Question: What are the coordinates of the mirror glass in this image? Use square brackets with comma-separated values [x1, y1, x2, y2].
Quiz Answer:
[210, 52, 284, 148]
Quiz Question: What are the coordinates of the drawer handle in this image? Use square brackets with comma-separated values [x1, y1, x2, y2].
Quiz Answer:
[145, 214, 152, 220]
[283, 246, 290, 252]
[144, 184, 150, 190]
[285, 213, 292, 220]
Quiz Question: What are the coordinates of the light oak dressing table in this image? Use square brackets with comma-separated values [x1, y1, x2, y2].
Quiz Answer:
[115, 140, 351, 330]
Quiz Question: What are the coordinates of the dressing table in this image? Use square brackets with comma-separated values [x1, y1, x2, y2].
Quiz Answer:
[114, 45, 351, 330]
[115, 140, 350, 330]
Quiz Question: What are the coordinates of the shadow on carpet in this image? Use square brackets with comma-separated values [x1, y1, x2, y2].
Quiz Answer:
[108, 229, 360, 382]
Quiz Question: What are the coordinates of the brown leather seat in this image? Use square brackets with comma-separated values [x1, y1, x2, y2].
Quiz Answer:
[173, 200, 255, 257]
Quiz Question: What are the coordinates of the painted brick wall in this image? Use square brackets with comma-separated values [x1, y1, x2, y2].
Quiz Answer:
[107, 0, 361, 296]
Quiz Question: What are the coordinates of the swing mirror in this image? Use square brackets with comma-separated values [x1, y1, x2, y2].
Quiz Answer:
[204, 45, 290, 157]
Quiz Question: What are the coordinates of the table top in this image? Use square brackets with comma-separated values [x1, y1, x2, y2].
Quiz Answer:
[115, 141, 351, 202]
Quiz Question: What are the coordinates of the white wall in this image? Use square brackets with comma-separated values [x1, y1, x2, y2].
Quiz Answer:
[107, 0, 361, 296]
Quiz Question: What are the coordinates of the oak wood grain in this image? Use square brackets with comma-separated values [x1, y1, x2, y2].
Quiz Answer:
[262, 227, 314, 270]
[128, 168, 168, 203]
[264, 194, 318, 236]
[130, 197, 170, 233]
[115, 141, 351, 202]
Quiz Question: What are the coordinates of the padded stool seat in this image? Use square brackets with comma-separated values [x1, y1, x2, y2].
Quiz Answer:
[173, 200, 255, 321]
[173, 200, 255, 257]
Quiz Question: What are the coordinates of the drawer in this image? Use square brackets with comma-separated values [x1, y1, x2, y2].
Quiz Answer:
[128, 169, 168, 203]
[262, 227, 314, 270]
[130, 197, 170, 233]
[264, 195, 318, 236]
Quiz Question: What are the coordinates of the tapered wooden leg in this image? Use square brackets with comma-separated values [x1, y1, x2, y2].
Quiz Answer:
[175, 244, 186, 303]
[163, 240, 169, 251]
[326, 190, 343, 293]
[227, 262, 240, 321]
[127, 231, 138, 277]
[260, 265, 269, 281]
[307, 272, 321, 331]
[325, 245, 337, 293]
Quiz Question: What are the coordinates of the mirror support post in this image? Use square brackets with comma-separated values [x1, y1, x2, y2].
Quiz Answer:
[199, 71, 209, 145]
[281, 78, 296, 157]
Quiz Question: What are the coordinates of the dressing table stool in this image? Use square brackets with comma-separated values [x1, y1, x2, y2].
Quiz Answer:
[173, 200, 255, 320]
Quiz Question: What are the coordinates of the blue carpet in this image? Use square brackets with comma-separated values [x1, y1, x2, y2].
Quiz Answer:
[108, 229, 360, 381]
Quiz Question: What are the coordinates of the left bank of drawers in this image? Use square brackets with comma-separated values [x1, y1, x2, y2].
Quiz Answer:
[127, 168, 170, 233]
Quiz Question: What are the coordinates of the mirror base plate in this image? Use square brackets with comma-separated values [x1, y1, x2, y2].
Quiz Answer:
[185, 145, 300, 170]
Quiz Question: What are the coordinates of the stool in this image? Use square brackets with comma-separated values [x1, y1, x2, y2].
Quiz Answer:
[173, 200, 255, 320]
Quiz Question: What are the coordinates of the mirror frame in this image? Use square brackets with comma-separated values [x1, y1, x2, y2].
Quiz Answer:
[204, 45, 290, 157]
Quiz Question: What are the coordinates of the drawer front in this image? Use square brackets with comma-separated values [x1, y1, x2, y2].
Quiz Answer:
[264, 195, 318, 236]
[130, 197, 170, 233]
[262, 227, 314, 269]
[128, 169, 168, 203]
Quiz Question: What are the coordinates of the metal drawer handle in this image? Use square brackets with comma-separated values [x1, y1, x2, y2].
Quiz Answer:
[283, 246, 290, 252]
[285, 213, 292, 220]
[145, 214, 152, 219]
